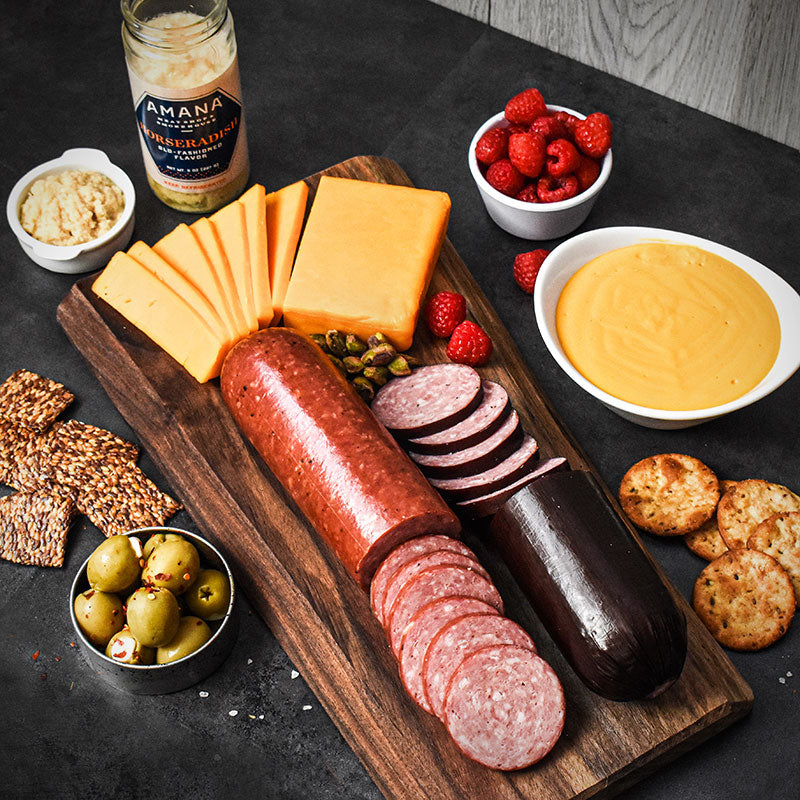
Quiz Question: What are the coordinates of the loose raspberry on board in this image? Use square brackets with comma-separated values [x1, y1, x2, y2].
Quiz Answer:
[446, 321, 493, 367]
[425, 292, 467, 339]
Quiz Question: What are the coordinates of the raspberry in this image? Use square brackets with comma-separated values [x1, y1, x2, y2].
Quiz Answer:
[504, 88, 547, 126]
[424, 291, 467, 338]
[508, 131, 546, 178]
[513, 249, 549, 294]
[515, 183, 539, 203]
[575, 155, 601, 192]
[552, 110, 581, 138]
[529, 115, 568, 142]
[485, 158, 525, 196]
[474, 127, 508, 166]
[506, 123, 529, 136]
[537, 174, 579, 203]
[545, 139, 581, 178]
[575, 112, 613, 158]
[446, 321, 493, 367]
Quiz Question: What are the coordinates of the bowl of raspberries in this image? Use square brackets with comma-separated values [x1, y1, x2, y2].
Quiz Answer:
[468, 88, 613, 240]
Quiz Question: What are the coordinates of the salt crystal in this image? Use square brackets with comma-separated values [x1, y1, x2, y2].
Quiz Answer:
[199, 691, 209, 698]
[302, 704, 312, 711]
[258, 714, 264, 720]
[247, 658, 253, 665]
[787, 671, 793, 677]
[229, 709, 238, 716]
[779, 677, 786, 684]
[291, 670, 299, 679]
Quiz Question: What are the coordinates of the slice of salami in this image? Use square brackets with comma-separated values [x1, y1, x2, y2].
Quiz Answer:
[371, 364, 483, 439]
[409, 412, 523, 479]
[386, 564, 504, 657]
[423, 613, 537, 719]
[429, 436, 541, 501]
[397, 596, 500, 714]
[370, 535, 480, 626]
[381, 551, 491, 636]
[406, 381, 511, 455]
[442, 645, 565, 771]
[456, 458, 569, 519]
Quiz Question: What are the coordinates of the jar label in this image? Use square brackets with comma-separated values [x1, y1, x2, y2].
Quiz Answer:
[135, 89, 242, 182]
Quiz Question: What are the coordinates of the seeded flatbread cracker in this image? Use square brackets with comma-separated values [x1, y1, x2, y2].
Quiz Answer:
[0, 419, 37, 485]
[0, 489, 77, 567]
[77, 465, 181, 537]
[693, 548, 795, 650]
[684, 479, 738, 561]
[619, 453, 719, 535]
[6, 427, 60, 493]
[748, 511, 800, 605]
[0, 369, 73, 432]
[717, 478, 800, 550]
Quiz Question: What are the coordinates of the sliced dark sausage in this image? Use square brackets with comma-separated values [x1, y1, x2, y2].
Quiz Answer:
[409, 411, 523, 479]
[371, 364, 483, 438]
[406, 381, 511, 455]
[442, 644, 565, 770]
[220, 328, 460, 588]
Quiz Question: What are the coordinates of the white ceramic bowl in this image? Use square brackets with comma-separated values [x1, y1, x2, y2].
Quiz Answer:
[468, 106, 612, 240]
[6, 148, 135, 274]
[534, 226, 800, 428]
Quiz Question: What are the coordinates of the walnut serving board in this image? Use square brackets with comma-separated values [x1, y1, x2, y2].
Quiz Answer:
[57, 156, 752, 800]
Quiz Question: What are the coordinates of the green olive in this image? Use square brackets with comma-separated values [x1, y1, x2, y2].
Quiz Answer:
[86, 535, 143, 593]
[142, 532, 184, 561]
[156, 616, 212, 664]
[74, 589, 125, 649]
[142, 539, 200, 595]
[105, 627, 155, 665]
[126, 586, 180, 648]
[184, 569, 231, 620]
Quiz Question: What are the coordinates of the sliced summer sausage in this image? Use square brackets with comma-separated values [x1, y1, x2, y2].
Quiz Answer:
[370, 535, 480, 626]
[398, 596, 500, 714]
[220, 328, 460, 588]
[430, 435, 540, 501]
[423, 613, 537, 719]
[409, 411, 523, 479]
[455, 457, 568, 519]
[386, 564, 504, 657]
[442, 644, 565, 771]
[371, 364, 483, 438]
[406, 381, 511, 455]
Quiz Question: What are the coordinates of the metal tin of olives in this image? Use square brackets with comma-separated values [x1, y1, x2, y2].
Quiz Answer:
[69, 527, 238, 694]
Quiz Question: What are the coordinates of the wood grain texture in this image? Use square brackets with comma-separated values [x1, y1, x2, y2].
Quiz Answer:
[428, 0, 800, 149]
[57, 156, 752, 800]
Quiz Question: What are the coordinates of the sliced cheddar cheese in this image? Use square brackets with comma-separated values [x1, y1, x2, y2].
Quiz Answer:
[210, 201, 260, 332]
[237, 184, 273, 327]
[282, 176, 450, 350]
[92, 252, 229, 383]
[265, 180, 308, 323]
[190, 217, 253, 335]
[127, 240, 232, 344]
[153, 223, 239, 341]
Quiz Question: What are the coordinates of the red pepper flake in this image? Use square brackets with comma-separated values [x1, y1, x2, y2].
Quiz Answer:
[69, 642, 76, 648]
[32, 650, 40, 661]
[55, 657, 61, 662]
[183, 572, 191, 581]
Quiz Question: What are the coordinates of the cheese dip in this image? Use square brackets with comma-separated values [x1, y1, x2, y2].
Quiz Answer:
[555, 243, 780, 410]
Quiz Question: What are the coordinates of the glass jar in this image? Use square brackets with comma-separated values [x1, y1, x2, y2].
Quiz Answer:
[121, 0, 250, 213]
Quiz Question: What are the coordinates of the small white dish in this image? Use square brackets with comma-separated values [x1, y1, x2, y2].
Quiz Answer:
[534, 226, 800, 428]
[467, 106, 612, 240]
[6, 148, 135, 274]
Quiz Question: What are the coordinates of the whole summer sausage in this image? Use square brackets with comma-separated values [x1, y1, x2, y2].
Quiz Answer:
[220, 328, 460, 587]
[490, 470, 687, 700]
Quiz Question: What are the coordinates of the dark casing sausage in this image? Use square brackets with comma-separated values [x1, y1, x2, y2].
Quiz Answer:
[490, 469, 687, 701]
[221, 328, 460, 588]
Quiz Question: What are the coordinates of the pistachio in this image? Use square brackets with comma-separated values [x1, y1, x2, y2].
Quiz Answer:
[325, 330, 348, 357]
[310, 333, 330, 352]
[361, 343, 397, 366]
[326, 354, 346, 373]
[387, 355, 412, 377]
[363, 365, 390, 386]
[368, 332, 391, 349]
[343, 356, 365, 374]
[345, 334, 368, 355]
[403, 354, 423, 368]
[352, 376, 375, 402]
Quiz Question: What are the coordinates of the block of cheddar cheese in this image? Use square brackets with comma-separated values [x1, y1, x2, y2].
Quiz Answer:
[266, 180, 308, 324]
[92, 252, 229, 382]
[282, 177, 450, 350]
[237, 184, 273, 328]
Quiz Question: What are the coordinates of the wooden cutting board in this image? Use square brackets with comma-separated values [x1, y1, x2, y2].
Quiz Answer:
[57, 156, 752, 800]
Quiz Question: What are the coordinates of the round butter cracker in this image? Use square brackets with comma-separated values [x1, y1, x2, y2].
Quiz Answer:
[693, 548, 795, 651]
[619, 453, 719, 536]
[717, 478, 800, 550]
[684, 479, 738, 561]
[748, 511, 800, 606]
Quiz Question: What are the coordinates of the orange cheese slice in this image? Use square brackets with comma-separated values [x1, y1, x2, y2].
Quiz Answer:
[190, 217, 252, 335]
[238, 184, 273, 327]
[265, 180, 308, 323]
[210, 201, 260, 333]
[282, 176, 450, 350]
[126, 240, 232, 344]
[92, 252, 229, 383]
[153, 223, 239, 341]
